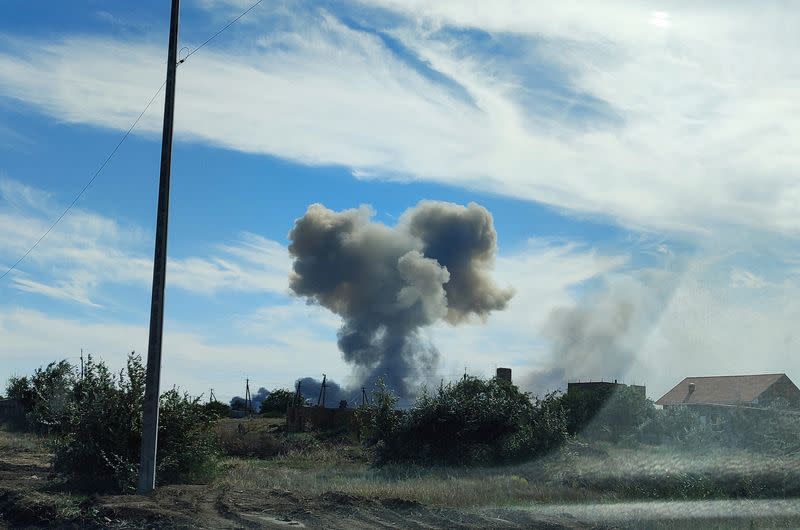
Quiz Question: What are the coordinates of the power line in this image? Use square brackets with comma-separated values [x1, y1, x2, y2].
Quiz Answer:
[0, 0, 265, 283]
[0, 80, 166, 282]
[180, 0, 265, 65]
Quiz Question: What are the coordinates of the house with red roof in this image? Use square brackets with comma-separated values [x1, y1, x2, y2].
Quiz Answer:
[656, 373, 800, 411]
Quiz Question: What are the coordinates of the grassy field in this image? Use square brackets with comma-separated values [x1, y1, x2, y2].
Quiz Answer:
[222, 428, 800, 507]
[4, 417, 800, 528]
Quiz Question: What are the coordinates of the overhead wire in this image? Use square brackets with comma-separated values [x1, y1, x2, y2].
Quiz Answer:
[0, 81, 166, 282]
[0, 0, 265, 283]
[180, 0, 265, 65]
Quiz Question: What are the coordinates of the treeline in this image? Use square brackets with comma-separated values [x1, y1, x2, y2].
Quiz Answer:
[5, 354, 221, 492]
[356, 377, 800, 466]
[7, 357, 800, 486]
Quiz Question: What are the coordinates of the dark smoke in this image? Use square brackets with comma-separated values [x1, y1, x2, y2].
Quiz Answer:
[288, 201, 512, 397]
[295, 377, 349, 408]
[230, 387, 270, 411]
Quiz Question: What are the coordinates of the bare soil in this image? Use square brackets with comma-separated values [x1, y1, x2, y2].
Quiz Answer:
[0, 430, 585, 529]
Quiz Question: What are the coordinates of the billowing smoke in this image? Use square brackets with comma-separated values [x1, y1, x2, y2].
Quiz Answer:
[289, 201, 512, 397]
[229, 386, 270, 411]
[524, 274, 674, 393]
[294, 377, 349, 407]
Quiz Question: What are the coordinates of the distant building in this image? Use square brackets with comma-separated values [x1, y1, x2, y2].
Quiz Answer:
[656, 373, 800, 410]
[495, 367, 512, 383]
[0, 398, 22, 422]
[567, 380, 646, 400]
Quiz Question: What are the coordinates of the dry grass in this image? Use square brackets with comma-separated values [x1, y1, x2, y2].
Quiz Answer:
[0, 425, 49, 454]
[219, 440, 800, 509]
[220, 442, 594, 508]
[214, 416, 316, 458]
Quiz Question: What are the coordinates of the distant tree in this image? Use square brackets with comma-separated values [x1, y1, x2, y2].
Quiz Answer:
[5, 375, 32, 404]
[202, 400, 232, 418]
[5, 361, 76, 433]
[259, 389, 297, 415]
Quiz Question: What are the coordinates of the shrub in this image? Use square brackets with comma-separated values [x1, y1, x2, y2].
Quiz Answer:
[6, 361, 76, 433]
[14, 353, 218, 492]
[355, 378, 399, 446]
[563, 385, 656, 442]
[53, 354, 144, 491]
[259, 389, 296, 415]
[202, 400, 232, 419]
[155, 389, 219, 484]
[637, 405, 711, 446]
[4, 375, 33, 428]
[361, 376, 567, 465]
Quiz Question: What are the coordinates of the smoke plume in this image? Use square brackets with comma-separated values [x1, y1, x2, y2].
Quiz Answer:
[288, 201, 512, 397]
[295, 377, 349, 407]
[524, 274, 674, 393]
[229, 386, 270, 411]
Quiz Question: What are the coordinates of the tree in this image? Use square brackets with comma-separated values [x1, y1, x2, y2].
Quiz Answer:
[202, 400, 232, 418]
[259, 389, 296, 415]
[362, 376, 567, 465]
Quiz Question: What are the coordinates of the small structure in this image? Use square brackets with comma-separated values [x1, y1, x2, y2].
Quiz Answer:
[567, 380, 646, 400]
[0, 398, 23, 423]
[657, 373, 800, 410]
[495, 367, 512, 383]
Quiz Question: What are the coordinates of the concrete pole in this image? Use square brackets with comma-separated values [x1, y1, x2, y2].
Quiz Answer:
[138, 0, 180, 495]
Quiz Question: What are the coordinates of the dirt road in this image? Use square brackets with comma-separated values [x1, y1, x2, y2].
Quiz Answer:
[0, 438, 584, 529]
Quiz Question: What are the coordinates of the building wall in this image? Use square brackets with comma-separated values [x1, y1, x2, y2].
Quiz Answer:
[286, 405, 356, 432]
[0, 399, 23, 423]
[759, 376, 800, 408]
[567, 382, 646, 399]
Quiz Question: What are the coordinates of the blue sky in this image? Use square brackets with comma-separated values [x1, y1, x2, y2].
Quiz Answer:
[2, 0, 800, 402]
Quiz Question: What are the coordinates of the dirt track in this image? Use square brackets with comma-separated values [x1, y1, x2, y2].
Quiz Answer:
[0, 443, 586, 529]
[96, 486, 588, 529]
[5, 433, 800, 529]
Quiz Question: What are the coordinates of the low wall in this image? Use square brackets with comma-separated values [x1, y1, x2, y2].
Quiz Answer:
[286, 405, 356, 432]
[0, 399, 23, 423]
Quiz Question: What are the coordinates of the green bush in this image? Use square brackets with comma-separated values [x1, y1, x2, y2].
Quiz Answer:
[6, 361, 76, 433]
[360, 376, 567, 465]
[562, 385, 657, 442]
[154, 389, 219, 485]
[202, 400, 232, 419]
[12, 353, 218, 492]
[259, 389, 296, 415]
[53, 354, 144, 491]
[355, 378, 399, 446]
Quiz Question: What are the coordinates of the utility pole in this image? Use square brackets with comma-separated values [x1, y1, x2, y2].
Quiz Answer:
[138, 0, 180, 495]
[209, 388, 216, 403]
[317, 373, 327, 407]
[245, 378, 252, 417]
[294, 380, 302, 407]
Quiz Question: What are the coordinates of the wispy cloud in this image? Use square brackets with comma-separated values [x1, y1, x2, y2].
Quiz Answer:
[2, 3, 799, 235]
[0, 179, 289, 305]
[11, 277, 100, 307]
[730, 268, 769, 289]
